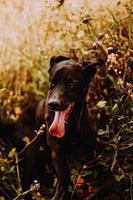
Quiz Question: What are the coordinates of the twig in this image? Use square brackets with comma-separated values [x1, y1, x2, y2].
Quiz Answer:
[13, 181, 40, 200]
[85, 180, 112, 200]
[18, 124, 46, 156]
[51, 182, 60, 200]
[78, 154, 103, 171]
[13, 189, 32, 200]
[71, 164, 86, 199]
[0, 184, 14, 199]
[130, 175, 133, 200]
[15, 154, 22, 190]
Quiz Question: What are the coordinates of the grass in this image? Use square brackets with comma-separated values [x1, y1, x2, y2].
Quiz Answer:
[0, 0, 132, 199]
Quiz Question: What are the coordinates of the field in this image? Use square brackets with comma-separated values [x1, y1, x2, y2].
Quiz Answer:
[0, 0, 132, 199]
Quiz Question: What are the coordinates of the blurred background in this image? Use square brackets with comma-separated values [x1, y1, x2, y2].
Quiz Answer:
[0, 0, 132, 115]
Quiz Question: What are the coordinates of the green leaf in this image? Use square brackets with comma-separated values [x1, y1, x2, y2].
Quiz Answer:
[0, 197, 5, 200]
[97, 129, 108, 135]
[8, 148, 16, 158]
[0, 166, 5, 172]
[115, 174, 125, 182]
[97, 100, 107, 108]
[112, 103, 118, 111]
[106, 74, 115, 83]
[22, 136, 30, 144]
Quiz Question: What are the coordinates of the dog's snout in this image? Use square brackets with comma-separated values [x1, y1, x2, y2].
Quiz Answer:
[48, 101, 60, 111]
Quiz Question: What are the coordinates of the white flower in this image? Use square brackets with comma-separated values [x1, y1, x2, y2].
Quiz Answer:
[76, 30, 84, 39]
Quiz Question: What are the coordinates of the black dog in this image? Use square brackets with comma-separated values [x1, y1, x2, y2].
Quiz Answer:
[25, 50, 107, 199]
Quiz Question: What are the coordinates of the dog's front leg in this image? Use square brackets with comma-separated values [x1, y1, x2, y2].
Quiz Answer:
[47, 135, 70, 198]
[52, 150, 68, 187]
[52, 149, 71, 200]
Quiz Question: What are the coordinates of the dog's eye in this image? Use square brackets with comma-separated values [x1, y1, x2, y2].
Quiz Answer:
[50, 81, 56, 89]
[68, 82, 75, 88]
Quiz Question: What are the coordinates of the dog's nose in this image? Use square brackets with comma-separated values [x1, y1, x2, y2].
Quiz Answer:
[48, 101, 60, 111]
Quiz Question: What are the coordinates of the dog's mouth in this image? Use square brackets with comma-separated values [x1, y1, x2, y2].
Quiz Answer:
[49, 103, 74, 138]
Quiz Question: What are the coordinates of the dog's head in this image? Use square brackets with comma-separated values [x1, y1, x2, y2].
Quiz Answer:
[48, 55, 105, 110]
[46, 55, 106, 138]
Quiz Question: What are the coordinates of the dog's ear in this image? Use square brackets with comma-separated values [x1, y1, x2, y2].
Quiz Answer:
[83, 42, 107, 80]
[49, 55, 70, 73]
[83, 58, 105, 80]
[36, 99, 45, 126]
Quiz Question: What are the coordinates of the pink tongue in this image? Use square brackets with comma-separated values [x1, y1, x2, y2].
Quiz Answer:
[49, 110, 67, 138]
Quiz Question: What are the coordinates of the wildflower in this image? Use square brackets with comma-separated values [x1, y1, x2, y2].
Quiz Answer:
[76, 175, 84, 186]
[76, 30, 85, 39]
[88, 185, 96, 193]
